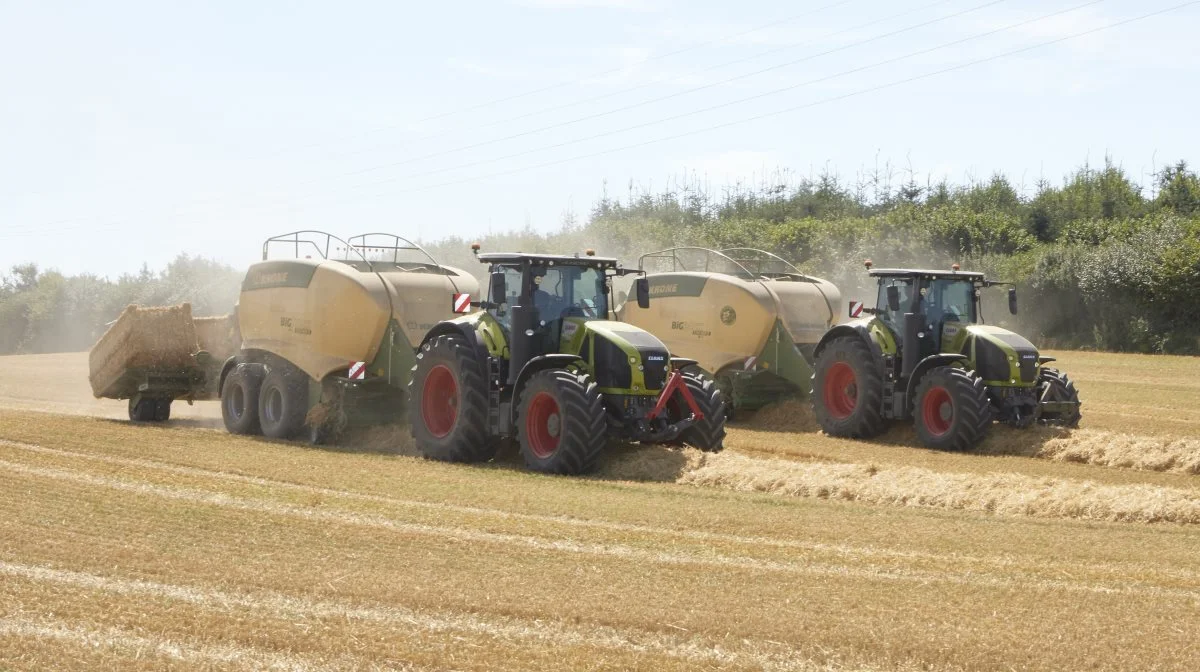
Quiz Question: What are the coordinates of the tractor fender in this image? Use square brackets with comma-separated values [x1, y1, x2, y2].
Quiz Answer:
[669, 357, 699, 370]
[904, 354, 970, 404]
[419, 321, 491, 371]
[510, 354, 584, 425]
[420, 321, 476, 350]
[813, 324, 887, 375]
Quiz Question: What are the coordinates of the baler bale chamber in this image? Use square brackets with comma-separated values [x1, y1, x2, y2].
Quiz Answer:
[617, 247, 840, 414]
[221, 231, 481, 442]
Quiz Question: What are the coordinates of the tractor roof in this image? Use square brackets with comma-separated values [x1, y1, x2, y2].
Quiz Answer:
[477, 252, 620, 267]
[868, 268, 985, 280]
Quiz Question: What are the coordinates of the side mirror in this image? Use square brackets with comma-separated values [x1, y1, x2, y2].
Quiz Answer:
[635, 277, 650, 309]
[886, 285, 901, 312]
[1008, 287, 1018, 315]
[489, 272, 506, 304]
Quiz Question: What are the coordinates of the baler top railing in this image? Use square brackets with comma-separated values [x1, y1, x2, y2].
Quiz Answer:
[637, 247, 758, 279]
[719, 247, 822, 282]
[346, 233, 448, 273]
[262, 231, 372, 268]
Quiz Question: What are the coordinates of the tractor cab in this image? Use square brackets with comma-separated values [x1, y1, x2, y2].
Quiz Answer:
[869, 266, 990, 358]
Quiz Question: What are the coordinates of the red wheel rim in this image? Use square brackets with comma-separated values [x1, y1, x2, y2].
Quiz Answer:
[525, 392, 561, 458]
[921, 386, 953, 436]
[823, 362, 858, 419]
[421, 365, 458, 438]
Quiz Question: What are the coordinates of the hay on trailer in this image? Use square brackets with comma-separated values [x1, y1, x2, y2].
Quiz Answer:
[193, 314, 240, 363]
[88, 304, 199, 398]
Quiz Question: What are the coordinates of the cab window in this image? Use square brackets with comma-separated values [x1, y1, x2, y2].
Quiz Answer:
[876, 278, 913, 326]
[927, 279, 976, 324]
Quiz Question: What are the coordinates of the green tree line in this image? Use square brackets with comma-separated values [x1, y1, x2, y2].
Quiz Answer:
[0, 256, 243, 354]
[3, 158, 1198, 355]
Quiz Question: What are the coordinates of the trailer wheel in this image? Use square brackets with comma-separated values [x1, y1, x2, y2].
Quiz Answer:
[408, 334, 494, 463]
[258, 368, 308, 439]
[813, 336, 886, 438]
[1038, 368, 1082, 428]
[674, 369, 726, 452]
[153, 399, 172, 422]
[516, 369, 606, 475]
[128, 398, 158, 422]
[913, 366, 992, 451]
[222, 364, 264, 435]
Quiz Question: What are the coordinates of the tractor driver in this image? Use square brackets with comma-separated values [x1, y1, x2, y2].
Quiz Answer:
[531, 267, 567, 321]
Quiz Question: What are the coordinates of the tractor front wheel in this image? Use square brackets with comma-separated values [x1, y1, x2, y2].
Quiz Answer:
[913, 367, 992, 451]
[812, 336, 886, 438]
[674, 369, 726, 452]
[408, 334, 494, 463]
[1038, 368, 1082, 428]
[516, 369, 606, 475]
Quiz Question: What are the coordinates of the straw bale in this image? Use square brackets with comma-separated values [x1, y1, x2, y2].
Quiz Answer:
[680, 452, 1200, 525]
[193, 315, 240, 362]
[88, 304, 199, 398]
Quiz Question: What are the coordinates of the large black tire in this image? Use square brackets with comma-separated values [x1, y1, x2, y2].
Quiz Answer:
[1038, 368, 1082, 428]
[153, 399, 171, 422]
[812, 336, 886, 438]
[913, 366, 992, 451]
[128, 397, 158, 422]
[258, 367, 309, 439]
[408, 334, 495, 463]
[674, 369, 726, 452]
[714, 368, 737, 421]
[516, 369, 606, 475]
[222, 364, 264, 435]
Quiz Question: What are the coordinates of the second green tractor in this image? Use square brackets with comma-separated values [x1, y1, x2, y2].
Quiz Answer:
[409, 248, 726, 475]
[812, 262, 1081, 450]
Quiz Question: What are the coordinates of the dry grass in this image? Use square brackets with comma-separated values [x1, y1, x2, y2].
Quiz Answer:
[3, 349, 1200, 669]
[681, 451, 1200, 524]
[1, 412, 1199, 671]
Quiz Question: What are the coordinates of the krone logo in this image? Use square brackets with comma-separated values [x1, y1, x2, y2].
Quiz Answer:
[720, 306, 737, 326]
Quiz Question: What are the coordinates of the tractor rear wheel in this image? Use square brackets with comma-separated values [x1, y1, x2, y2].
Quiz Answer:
[675, 369, 726, 452]
[408, 334, 494, 463]
[813, 336, 886, 438]
[222, 364, 264, 435]
[516, 369, 606, 475]
[913, 367, 992, 451]
[1038, 368, 1082, 428]
[258, 368, 308, 439]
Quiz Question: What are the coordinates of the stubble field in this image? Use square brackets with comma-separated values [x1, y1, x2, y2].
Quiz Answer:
[0, 350, 1198, 670]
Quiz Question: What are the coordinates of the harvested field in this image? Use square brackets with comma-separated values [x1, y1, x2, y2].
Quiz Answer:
[1, 349, 1199, 670]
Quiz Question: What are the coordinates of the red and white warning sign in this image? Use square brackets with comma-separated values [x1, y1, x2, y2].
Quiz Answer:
[452, 293, 471, 314]
[849, 301, 864, 318]
[743, 356, 757, 370]
[348, 361, 367, 380]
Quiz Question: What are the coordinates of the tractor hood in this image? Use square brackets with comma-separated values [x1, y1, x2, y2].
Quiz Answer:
[961, 324, 1040, 386]
[564, 318, 670, 395]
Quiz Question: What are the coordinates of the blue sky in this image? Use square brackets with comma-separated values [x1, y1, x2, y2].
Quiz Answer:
[1, 0, 1197, 277]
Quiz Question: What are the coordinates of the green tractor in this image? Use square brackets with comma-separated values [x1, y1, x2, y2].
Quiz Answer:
[811, 262, 1081, 450]
[408, 247, 727, 475]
